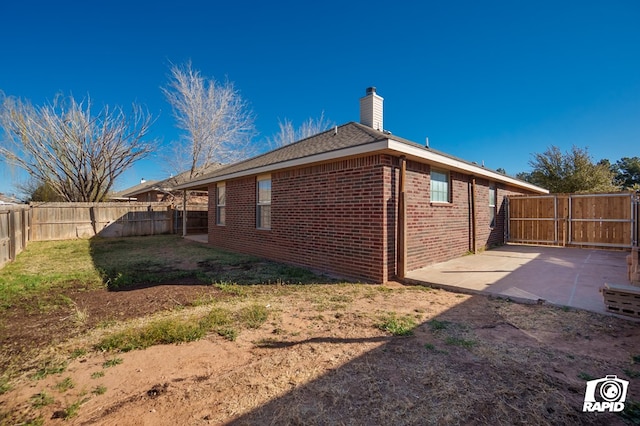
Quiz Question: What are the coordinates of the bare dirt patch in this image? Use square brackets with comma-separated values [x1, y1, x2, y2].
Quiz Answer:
[0, 280, 214, 371]
[1, 284, 639, 425]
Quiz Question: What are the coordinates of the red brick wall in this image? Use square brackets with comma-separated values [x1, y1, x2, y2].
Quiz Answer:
[473, 178, 528, 250]
[207, 154, 536, 282]
[405, 163, 471, 271]
[404, 163, 536, 272]
[208, 155, 393, 283]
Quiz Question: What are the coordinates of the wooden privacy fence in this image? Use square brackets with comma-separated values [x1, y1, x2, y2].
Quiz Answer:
[174, 206, 208, 235]
[30, 202, 175, 240]
[507, 192, 639, 249]
[0, 202, 209, 269]
[0, 205, 30, 269]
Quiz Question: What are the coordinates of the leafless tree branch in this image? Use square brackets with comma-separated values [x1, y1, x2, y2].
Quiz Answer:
[162, 62, 257, 179]
[0, 92, 156, 202]
[268, 111, 333, 149]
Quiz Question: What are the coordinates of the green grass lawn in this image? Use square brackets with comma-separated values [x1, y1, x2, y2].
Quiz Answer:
[0, 239, 103, 311]
[0, 235, 334, 312]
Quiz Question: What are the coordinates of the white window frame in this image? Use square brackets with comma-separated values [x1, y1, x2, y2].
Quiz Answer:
[256, 175, 271, 230]
[216, 182, 226, 226]
[430, 169, 450, 203]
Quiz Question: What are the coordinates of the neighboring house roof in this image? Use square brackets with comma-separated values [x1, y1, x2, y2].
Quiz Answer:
[176, 122, 548, 194]
[115, 164, 224, 199]
[0, 193, 20, 204]
[113, 180, 160, 199]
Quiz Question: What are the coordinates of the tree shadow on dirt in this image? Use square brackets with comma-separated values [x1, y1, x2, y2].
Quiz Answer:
[227, 294, 640, 426]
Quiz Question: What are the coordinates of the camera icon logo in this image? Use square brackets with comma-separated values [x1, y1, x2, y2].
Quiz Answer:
[583, 375, 628, 413]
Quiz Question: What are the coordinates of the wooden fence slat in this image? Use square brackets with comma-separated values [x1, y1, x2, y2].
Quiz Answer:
[508, 193, 637, 249]
[0, 202, 209, 269]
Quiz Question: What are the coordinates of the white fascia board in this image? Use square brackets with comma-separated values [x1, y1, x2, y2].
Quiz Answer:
[176, 137, 548, 194]
[387, 139, 548, 194]
[175, 140, 390, 189]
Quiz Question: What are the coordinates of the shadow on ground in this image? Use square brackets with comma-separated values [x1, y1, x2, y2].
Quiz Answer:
[88, 234, 339, 291]
[227, 294, 640, 425]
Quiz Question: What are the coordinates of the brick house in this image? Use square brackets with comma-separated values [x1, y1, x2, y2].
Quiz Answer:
[177, 88, 547, 283]
[113, 171, 213, 204]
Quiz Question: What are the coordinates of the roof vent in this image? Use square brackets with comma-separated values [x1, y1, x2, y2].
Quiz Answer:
[360, 87, 383, 131]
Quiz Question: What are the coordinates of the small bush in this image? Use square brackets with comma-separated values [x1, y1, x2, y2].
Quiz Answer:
[92, 385, 107, 395]
[95, 318, 205, 352]
[200, 307, 233, 329]
[237, 304, 269, 329]
[377, 313, 417, 336]
[102, 358, 123, 368]
[200, 307, 238, 340]
[54, 377, 75, 393]
[59, 399, 83, 419]
[214, 283, 246, 297]
[0, 376, 11, 395]
[30, 391, 54, 408]
[31, 359, 67, 380]
[216, 327, 239, 341]
[91, 371, 105, 379]
[70, 348, 87, 359]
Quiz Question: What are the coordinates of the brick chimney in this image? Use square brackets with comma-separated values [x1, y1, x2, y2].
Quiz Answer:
[359, 87, 383, 131]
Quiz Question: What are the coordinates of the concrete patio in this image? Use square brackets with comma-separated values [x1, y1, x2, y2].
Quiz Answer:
[404, 244, 631, 315]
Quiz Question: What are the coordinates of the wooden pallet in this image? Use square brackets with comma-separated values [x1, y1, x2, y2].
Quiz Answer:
[602, 283, 640, 318]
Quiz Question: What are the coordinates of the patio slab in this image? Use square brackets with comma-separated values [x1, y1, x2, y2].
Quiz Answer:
[184, 234, 208, 244]
[404, 245, 631, 315]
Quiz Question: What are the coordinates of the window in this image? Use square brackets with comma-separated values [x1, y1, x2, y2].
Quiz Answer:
[489, 184, 496, 228]
[216, 183, 225, 226]
[430, 170, 450, 203]
[256, 175, 271, 229]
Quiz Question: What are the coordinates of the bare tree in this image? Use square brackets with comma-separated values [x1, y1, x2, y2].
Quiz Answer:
[0, 92, 155, 202]
[162, 62, 257, 179]
[268, 112, 333, 148]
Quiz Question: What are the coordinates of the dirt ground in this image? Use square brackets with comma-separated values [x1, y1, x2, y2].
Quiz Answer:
[1, 281, 640, 425]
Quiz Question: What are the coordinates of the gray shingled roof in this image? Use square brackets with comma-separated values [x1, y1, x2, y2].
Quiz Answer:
[176, 121, 547, 193]
[189, 122, 389, 183]
[114, 180, 160, 198]
[116, 164, 223, 197]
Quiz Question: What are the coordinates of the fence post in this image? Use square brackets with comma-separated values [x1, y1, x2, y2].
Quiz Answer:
[22, 208, 28, 248]
[148, 204, 155, 236]
[8, 210, 15, 262]
[168, 205, 174, 234]
[182, 190, 187, 237]
[90, 205, 98, 236]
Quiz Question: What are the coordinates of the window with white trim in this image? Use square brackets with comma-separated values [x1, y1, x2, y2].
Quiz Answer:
[256, 175, 271, 229]
[489, 184, 496, 228]
[216, 182, 225, 226]
[430, 170, 450, 203]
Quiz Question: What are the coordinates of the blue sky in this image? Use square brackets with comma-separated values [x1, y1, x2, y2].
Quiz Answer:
[0, 0, 638, 196]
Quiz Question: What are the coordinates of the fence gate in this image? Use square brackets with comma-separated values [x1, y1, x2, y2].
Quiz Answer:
[507, 193, 638, 249]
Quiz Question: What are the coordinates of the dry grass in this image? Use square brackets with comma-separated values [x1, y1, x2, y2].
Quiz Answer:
[1, 236, 638, 424]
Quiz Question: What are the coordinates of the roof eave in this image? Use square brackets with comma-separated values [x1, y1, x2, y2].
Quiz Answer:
[387, 139, 548, 194]
[175, 138, 548, 194]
